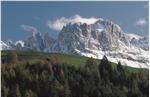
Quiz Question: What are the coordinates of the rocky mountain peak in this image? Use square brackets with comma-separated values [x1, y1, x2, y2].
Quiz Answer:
[1, 17, 149, 68]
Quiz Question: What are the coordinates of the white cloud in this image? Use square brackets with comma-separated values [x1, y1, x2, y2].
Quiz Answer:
[135, 18, 147, 27]
[21, 24, 38, 34]
[47, 14, 99, 31]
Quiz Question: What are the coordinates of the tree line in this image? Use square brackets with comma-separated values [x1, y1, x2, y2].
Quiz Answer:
[1, 51, 149, 97]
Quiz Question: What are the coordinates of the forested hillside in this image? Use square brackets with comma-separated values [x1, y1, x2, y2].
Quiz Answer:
[1, 51, 149, 97]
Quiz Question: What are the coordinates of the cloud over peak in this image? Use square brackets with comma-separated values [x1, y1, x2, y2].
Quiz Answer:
[47, 14, 99, 31]
[135, 18, 147, 27]
[21, 24, 38, 35]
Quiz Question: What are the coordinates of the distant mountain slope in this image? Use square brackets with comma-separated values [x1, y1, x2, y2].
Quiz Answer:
[1, 18, 149, 68]
[0, 41, 10, 50]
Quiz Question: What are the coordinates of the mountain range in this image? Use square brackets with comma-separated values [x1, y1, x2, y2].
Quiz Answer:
[1, 18, 149, 68]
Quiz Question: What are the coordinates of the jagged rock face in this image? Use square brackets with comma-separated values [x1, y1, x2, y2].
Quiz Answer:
[15, 41, 24, 50]
[6, 40, 16, 50]
[43, 32, 55, 48]
[50, 19, 131, 53]
[50, 23, 84, 54]
[23, 32, 54, 51]
[24, 32, 46, 51]
[130, 37, 149, 51]
[93, 20, 130, 50]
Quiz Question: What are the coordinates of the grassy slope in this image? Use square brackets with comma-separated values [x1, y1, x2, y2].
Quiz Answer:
[1, 50, 148, 73]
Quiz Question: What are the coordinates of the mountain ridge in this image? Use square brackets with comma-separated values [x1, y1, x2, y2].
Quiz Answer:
[1, 18, 149, 68]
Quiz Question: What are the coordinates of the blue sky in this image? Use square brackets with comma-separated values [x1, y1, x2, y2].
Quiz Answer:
[2, 1, 149, 41]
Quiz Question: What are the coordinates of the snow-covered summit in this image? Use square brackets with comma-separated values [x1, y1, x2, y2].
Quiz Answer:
[47, 18, 149, 68]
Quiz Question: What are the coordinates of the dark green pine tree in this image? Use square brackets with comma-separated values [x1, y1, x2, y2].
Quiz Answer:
[117, 61, 124, 73]
[99, 55, 113, 82]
